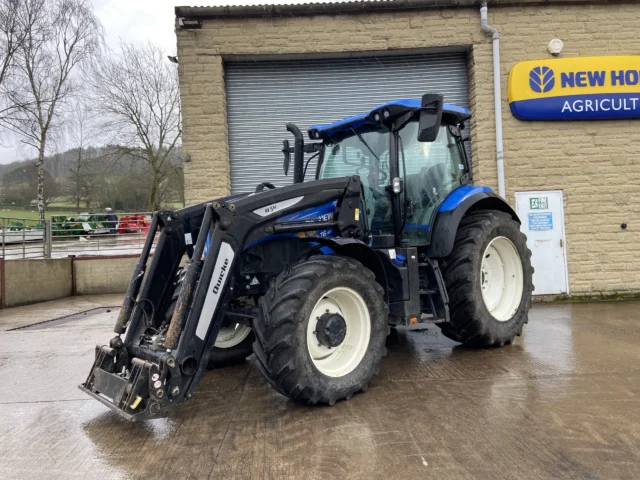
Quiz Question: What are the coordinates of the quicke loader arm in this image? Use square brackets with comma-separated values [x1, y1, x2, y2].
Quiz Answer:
[80, 176, 365, 421]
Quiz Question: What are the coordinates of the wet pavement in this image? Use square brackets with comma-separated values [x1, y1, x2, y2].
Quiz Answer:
[0, 298, 639, 479]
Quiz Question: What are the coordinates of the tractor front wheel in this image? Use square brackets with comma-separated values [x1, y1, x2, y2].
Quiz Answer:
[438, 210, 533, 347]
[253, 256, 389, 405]
[207, 323, 254, 369]
[164, 271, 254, 369]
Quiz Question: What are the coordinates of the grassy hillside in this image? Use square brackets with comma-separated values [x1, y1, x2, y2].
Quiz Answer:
[0, 208, 77, 221]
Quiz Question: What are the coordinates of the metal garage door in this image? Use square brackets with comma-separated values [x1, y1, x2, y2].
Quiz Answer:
[226, 53, 469, 193]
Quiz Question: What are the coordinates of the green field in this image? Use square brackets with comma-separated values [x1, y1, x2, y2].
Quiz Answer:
[0, 209, 76, 221]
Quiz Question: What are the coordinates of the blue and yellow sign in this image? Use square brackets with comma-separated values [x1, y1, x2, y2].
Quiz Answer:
[508, 56, 640, 120]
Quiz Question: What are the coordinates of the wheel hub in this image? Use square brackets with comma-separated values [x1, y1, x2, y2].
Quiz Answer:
[316, 312, 347, 348]
[480, 236, 524, 322]
[306, 287, 371, 378]
[215, 323, 252, 348]
[482, 262, 491, 290]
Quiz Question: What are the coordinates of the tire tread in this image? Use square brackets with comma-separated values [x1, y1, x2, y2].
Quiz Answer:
[254, 255, 389, 405]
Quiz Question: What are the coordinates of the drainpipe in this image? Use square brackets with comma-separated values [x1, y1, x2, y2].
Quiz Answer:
[480, 3, 506, 199]
[0, 256, 5, 309]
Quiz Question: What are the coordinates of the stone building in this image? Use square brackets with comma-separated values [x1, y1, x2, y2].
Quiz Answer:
[175, 0, 640, 296]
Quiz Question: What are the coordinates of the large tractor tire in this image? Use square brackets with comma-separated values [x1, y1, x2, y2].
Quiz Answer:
[438, 210, 533, 347]
[165, 271, 254, 369]
[253, 256, 389, 405]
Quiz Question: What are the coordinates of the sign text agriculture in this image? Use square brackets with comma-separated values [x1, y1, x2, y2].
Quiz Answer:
[508, 56, 640, 121]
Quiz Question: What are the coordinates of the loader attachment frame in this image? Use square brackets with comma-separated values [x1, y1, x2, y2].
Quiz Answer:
[80, 176, 365, 421]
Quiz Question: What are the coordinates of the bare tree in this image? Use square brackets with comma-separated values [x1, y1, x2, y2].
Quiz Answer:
[65, 104, 103, 212]
[0, 0, 37, 124]
[85, 42, 182, 211]
[4, 0, 101, 222]
[0, 0, 27, 87]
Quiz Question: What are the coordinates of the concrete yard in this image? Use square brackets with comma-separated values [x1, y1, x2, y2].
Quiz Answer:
[0, 297, 639, 480]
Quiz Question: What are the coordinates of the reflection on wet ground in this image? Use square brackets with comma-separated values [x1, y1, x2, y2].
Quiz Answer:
[0, 299, 639, 479]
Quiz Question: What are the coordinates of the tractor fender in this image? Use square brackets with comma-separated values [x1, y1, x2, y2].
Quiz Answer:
[425, 189, 520, 258]
[301, 237, 389, 300]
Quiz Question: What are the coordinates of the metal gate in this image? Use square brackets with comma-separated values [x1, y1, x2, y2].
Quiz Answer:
[225, 53, 470, 193]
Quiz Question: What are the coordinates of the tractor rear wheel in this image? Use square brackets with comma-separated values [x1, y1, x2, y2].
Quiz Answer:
[438, 210, 533, 347]
[253, 256, 389, 405]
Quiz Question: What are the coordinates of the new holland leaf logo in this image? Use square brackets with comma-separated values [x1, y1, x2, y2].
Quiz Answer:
[529, 66, 555, 93]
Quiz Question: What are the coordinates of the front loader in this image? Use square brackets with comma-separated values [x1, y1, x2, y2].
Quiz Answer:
[81, 94, 533, 420]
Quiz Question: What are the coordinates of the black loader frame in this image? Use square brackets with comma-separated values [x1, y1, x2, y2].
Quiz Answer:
[81, 176, 374, 421]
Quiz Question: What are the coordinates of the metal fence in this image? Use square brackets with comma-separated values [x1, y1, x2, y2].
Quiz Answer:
[0, 217, 46, 259]
[0, 213, 159, 260]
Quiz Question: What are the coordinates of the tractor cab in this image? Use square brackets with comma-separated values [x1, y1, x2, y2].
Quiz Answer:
[284, 96, 471, 246]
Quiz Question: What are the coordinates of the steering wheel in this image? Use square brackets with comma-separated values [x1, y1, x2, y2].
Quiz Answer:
[356, 166, 369, 177]
[420, 164, 446, 205]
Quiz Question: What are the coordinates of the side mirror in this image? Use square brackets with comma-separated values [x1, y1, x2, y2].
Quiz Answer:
[417, 94, 444, 142]
[282, 139, 290, 176]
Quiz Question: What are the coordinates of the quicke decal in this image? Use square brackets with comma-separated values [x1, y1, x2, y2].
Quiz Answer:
[195, 242, 235, 340]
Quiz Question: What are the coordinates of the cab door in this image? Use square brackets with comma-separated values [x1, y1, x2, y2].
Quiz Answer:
[399, 122, 465, 246]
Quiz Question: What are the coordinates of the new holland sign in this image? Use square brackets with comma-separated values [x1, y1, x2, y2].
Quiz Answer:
[508, 56, 640, 121]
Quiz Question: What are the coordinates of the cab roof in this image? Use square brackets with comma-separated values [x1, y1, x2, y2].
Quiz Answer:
[307, 99, 470, 141]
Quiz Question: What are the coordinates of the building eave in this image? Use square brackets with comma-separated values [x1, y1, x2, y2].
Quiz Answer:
[175, 0, 624, 19]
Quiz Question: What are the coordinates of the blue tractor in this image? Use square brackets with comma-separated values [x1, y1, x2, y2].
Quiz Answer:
[81, 95, 533, 420]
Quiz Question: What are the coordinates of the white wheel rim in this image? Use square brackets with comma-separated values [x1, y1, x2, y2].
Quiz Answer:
[480, 236, 524, 322]
[215, 324, 252, 348]
[306, 287, 371, 378]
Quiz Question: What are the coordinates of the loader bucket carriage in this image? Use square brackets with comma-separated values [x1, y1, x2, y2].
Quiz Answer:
[81, 94, 533, 420]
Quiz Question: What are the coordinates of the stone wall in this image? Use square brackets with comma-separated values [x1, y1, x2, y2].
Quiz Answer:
[2, 259, 72, 308]
[72, 256, 139, 295]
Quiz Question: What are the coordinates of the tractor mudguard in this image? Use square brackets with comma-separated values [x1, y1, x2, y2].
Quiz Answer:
[425, 188, 520, 258]
[300, 237, 389, 300]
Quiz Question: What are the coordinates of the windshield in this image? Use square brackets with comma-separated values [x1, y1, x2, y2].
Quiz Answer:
[319, 128, 393, 234]
[318, 122, 465, 241]
[319, 129, 390, 182]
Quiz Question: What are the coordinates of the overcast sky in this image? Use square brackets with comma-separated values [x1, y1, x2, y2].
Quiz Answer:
[1, 0, 354, 164]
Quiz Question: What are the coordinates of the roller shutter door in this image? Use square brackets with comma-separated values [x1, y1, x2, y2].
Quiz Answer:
[225, 53, 469, 193]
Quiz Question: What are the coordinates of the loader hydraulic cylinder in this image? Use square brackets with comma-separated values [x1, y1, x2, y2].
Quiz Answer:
[164, 204, 214, 349]
[114, 212, 159, 334]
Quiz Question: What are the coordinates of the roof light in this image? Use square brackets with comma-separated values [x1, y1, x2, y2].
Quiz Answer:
[373, 113, 381, 122]
[382, 109, 390, 119]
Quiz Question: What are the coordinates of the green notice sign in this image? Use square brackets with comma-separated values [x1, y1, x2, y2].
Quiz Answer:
[530, 197, 548, 210]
